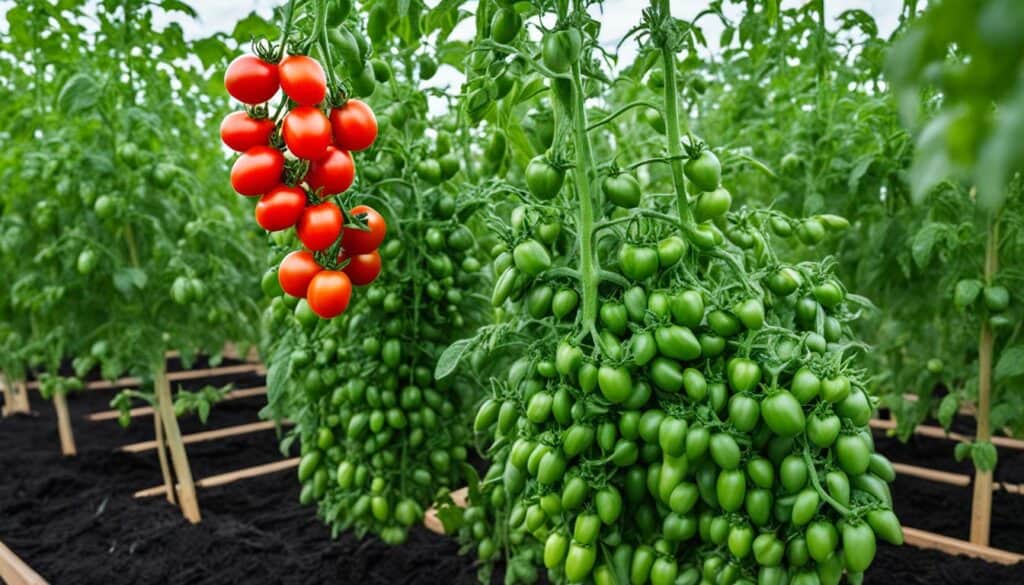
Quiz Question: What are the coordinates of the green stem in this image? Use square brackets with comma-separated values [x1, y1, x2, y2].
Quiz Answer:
[586, 100, 661, 132]
[803, 444, 851, 517]
[654, 0, 694, 229]
[568, 63, 601, 338]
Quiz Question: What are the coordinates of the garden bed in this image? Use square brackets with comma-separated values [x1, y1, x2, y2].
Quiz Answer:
[1, 370, 1022, 584]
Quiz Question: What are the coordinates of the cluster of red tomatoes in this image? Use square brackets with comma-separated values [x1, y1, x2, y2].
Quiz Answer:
[222, 52, 385, 319]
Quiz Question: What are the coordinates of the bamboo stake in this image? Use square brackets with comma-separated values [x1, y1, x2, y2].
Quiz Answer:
[870, 417, 1024, 451]
[1, 375, 31, 416]
[903, 526, 1024, 565]
[52, 392, 77, 456]
[153, 409, 176, 506]
[154, 363, 201, 523]
[87, 387, 267, 422]
[134, 458, 300, 498]
[970, 216, 998, 545]
[0, 540, 48, 585]
[120, 420, 284, 453]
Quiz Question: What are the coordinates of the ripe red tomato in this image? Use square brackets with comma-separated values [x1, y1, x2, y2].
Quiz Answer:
[231, 146, 285, 196]
[341, 250, 382, 285]
[330, 99, 378, 151]
[341, 205, 386, 254]
[225, 55, 279, 104]
[255, 185, 307, 231]
[282, 106, 332, 160]
[220, 112, 275, 152]
[278, 250, 322, 297]
[306, 270, 352, 318]
[297, 201, 343, 251]
[306, 146, 355, 195]
[279, 55, 327, 106]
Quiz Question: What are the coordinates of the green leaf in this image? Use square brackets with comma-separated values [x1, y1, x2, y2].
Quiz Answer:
[995, 346, 1024, 381]
[192, 36, 231, 70]
[954, 441, 971, 462]
[113, 268, 148, 294]
[434, 338, 472, 379]
[198, 399, 211, 423]
[976, 88, 1024, 212]
[937, 393, 959, 429]
[58, 73, 101, 115]
[911, 223, 947, 268]
[231, 12, 278, 44]
[972, 441, 998, 472]
[909, 112, 954, 203]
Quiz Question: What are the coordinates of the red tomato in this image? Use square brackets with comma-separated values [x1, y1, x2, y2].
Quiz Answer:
[282, 106, 332, 160]
[231, 146, 285, 196]
[278, 250, 322, 297]
[297, 201, 343, 251]
[306, 270, 352, 318]
[279, 55, 327, 106]
[341, 250, 382, 285]
[255, 185, 307, 231]
[220, 112, 275, 152]
[341, 205, 386, 254]
[330, 100, 378, 151]
[225, 55, 279, 104]
[306, 146, 355, 195]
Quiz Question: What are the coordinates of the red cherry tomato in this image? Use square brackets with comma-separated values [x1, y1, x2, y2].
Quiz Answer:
[341, 250, 382, 285]
[278, 55, 327, 106]
[306, 270, 352, 318]
[306, 146, 355, 196]
[220, 112, 275, 152]
[282, 106, 332, 160]
[341, 205, 386, 254]
[231, 146, 285, 196]
[330, 99, 378, 152]
[278, 250, 322, 298]
[224, 55, 279, 105]
[255, 185, 307, 231]
[297, 201, 343, 251]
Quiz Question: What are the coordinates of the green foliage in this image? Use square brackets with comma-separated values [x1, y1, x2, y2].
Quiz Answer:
[0, 0, 262, 386]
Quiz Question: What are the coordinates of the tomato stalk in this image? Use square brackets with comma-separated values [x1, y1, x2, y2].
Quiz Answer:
[970, 213, 999, 545]
[802, 443, 851, 517]
[653, 0, 695, 230]
[567, 60, 601, 342]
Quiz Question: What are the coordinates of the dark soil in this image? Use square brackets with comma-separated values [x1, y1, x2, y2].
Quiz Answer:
[2, 364, 1023, 584]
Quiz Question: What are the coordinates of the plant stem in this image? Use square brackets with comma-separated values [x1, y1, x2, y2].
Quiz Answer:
[568, 62, 601, 339]
[654, 0, 694, 230]
[970, 213, 999, 545]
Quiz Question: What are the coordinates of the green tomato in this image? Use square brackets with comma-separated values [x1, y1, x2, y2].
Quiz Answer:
[619, 244, 660, 281]
[684, 149, 721, 192]
[761, 390, 806, 437]
[841, 521, 877, 573]
[603, 173, 642, 208]
[694, 187, 732, 222]
[541, 29, 582, 74]
[513, 239, 551, 276]
[526, 156, 565, 200]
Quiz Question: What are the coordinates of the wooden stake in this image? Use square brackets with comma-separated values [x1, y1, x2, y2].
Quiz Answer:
[0, 540, 48, 585]
[87, 386, 267, 422]
[153, 409, 176, 506]
[870, 417, 1024, 451]
[52, 392, 77, 456]
[154, 363, 201, 523]
[1, 375, 31, 416]
[120, 420, 285, 453]
[970, 216, 999, 546]
[424, 488, 469, 535]
[134, 458, 300, 498]
[903, 526, 1024, 565]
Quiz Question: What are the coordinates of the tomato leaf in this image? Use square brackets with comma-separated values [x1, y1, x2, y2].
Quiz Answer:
[995, 346, 1024, 381]
[435, 338, 470, 380]
[954, 441, 972, 462]
[936, 393, 959, 429]
[911, 223, 948, 268]
[971, 441, 998, 472]
[58, 73, 101, 115]
[113, 268, 148, 295]
[909, 112, 954, 204]
[231, 12, 279, 43]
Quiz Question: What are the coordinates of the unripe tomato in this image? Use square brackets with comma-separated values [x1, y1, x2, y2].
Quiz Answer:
[306, 270, 352, 318]
[278, 55, 327, 106]
[525, 156, 564, 200]
[684, 150, 721, 191]
[225, 55, 279, 104]
[330, 99, 378, 151]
